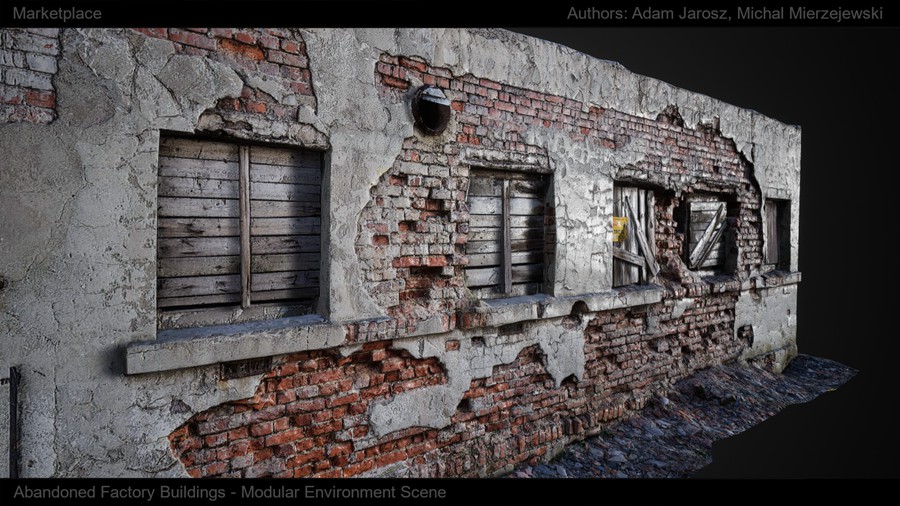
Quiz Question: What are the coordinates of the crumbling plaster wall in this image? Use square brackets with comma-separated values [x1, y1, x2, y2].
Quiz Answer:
[0, 27, 800, 477]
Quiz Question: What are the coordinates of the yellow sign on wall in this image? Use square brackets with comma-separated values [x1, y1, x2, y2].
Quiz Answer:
[613, 216, 628, 242]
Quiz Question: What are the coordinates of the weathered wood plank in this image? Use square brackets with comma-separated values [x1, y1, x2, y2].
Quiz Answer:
[469, 228, 543, 243]
[469, 176, 545, 198]
[251, 270, 319, 292]
[613, 247, 646, 268]
[470, 281, 541, 300]
[251, 287, 319, 303]
[466, 240, 502, 255]
[251, 235, 321, 254]
[468, 196, 502, 215]
[250, 200, 322, 218]
[158, 157, 240, 180]
[766, 202, 779, 264]
[613, 186, 640, 286]
[158, 218, 240, 238]
[159, 138, 240, 161]
[691, 201, 723, 212]
[158, 176, 238, 199]
[158, 256, 240, 277]
[466, 266, 501, 288]
[502, 179, 512, 294]
[250, 163, 321, 185]
[509, 197, 544, 216]
[159, 237, 241, 258]
[249, 145, 320, 168]
[625, 195, 660, 277]
[158, 197, 239, 218]
[646, 191, 657, 282]
[689, 202, 726, 268]
[512, 263, 542, 283]
[471, 214, 545, 229]
[239, 145, 252, 308]
[468, 250, 542, 268]
[250, 181, 321, 202]
[250, 217, 321, 236]
[158, 292, 242, 308]
[158, 274, 241, 298]
[251, 253, 320, 273]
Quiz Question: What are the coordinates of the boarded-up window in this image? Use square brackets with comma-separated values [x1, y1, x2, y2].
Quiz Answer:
[158, 137, 321, 320]
[612, 186, 658, 287]
[765, 199, 789, 269]
[465, 169, 548, 299]
[685, 199, 728, 270]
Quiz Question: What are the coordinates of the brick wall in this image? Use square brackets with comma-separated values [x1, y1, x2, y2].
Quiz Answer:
[157, 39, 774, 477]
[133, 28, 315, 125]
[0, 29, 60, 124]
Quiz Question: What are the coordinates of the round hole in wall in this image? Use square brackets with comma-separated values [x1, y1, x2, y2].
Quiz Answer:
[411, 86, 451, 135]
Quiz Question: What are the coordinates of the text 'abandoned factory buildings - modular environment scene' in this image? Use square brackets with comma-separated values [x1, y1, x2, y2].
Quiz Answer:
[0, 27, 854, 479]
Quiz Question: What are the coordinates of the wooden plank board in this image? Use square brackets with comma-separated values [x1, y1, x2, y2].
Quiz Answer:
[158, 197, 239, 218]
[613, 247, 645, 268]
[625, 195, 660, 277]
[465, 263, 543, 287]
[159, 237, 241, 258]
[688, 202, 726, 268]
[470, 215, 544, 229]
[512, 263, 542, 283]
[249, 145, 320, 168]
[158, 256, 240, 277]
[502, 179, 512, 294]
[469, 177, 545, 198]
[250, 200, 321, 218]
[470, 282, 541, 300]
[250, 163, 321, 185]
[239, 145, 252, 308]
[158, 176, 238, 199]
[250, 217, 321, 236]
[251, 235, 321, 254]
[469, 228, 543, 243]
[158, 292, 242, 308]
[470, 197, 544, 216]
[465, 266, 501, 288]
[250, 182, 321, 202]
[159, 138, 240, 161]
[766, 202, 779, 264]
[251, 253, 320, 273]
[251, 287, 319, 303]
[613, 186, 640, 286]
[468, 196, 502, 215]
[158, 274, 241, 298]
[158, 218, 240, 238]
[158, 158, 240, 181]
[468, 250, 543, 268]
[465, 238, 543, 254]
[251, 270, 319, 292]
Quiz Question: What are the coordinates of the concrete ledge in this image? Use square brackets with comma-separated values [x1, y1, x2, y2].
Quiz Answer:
[126, 314, 344, 375]
[127, 273, 800, 376]
[477, 285, 665, 327]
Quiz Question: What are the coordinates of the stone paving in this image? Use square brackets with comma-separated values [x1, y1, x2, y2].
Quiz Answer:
[508, 355, 856, 478]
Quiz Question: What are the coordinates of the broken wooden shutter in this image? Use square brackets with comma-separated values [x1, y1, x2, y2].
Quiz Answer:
[687, 200, 727, 269]
[158, 137, 322, 312]
[612, 186, 658, 287]
[248, 146, 322, 304]
[466, 170, 546, 299]
[158, 138, 243, 309]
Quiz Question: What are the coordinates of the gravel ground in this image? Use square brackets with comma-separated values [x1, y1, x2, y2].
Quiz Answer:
[508, 354, 856, 478]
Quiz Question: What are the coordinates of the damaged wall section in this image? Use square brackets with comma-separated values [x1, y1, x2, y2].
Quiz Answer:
[0, 28, 800, 478]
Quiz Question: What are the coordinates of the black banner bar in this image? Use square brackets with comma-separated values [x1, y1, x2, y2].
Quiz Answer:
[0, 477, 869, 505]
[0, 1, 896, 28]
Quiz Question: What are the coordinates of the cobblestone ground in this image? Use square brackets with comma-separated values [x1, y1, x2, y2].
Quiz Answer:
[508, 355, 856, 478]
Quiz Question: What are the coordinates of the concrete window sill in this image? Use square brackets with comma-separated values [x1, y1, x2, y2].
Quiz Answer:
[474, 285, 666, 328]
[126, 314, 344, 376]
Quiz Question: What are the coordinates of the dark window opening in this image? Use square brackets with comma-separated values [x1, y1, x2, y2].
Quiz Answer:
[765, 199, 790, 270]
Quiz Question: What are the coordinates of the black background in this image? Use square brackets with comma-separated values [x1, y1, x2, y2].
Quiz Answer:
[513, 27, 899, 478]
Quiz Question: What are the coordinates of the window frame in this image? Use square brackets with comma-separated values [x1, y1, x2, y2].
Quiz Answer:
[156, 135, 324, 330]
[465, 168, 549, 299]
[682, 195, 729, 273]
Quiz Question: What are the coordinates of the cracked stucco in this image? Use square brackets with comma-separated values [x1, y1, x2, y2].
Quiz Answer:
[0, 28, 800, 477]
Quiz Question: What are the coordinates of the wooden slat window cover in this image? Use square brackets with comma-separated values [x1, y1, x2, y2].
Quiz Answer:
[686, 199, 727, 270]
[157, 137, 321, 313]
[765, 200, 779, 265]
[612, 186, 656, 287]
[465, 169, 548, 299]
